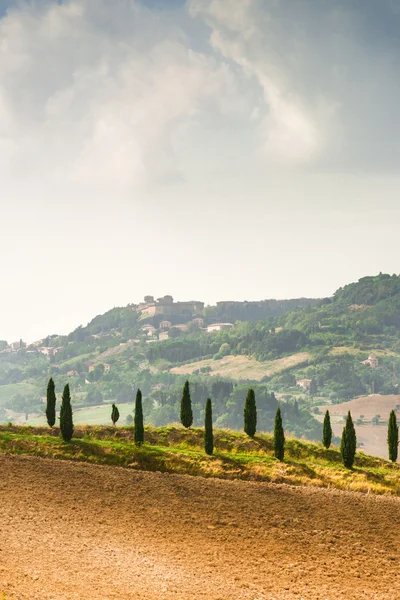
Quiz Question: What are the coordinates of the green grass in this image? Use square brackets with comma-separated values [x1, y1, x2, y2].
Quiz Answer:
[28, 403, 135, 426]
[57, 352, 96, 367]
[1, 425, 400, 495]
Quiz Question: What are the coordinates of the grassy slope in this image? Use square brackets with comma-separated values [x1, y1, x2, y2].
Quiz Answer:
[1, 425, 399, 496]
[28, 403, 136, 426]
[170, 352, 311, 380]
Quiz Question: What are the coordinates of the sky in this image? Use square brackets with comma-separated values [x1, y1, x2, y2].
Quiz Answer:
[1, 0, 400, 342]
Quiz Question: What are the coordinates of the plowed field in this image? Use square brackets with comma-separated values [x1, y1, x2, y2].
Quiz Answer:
[1, 454, 399, 599]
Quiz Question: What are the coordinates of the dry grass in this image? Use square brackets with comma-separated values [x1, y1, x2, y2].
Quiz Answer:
[170, 352, 311, 380]
[329, 346, 400, 358]
[1, 424, 400, 496]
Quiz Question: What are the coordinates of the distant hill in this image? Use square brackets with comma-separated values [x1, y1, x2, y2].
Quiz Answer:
[333, 273, 400, 305]
[1, 273, 400, 457]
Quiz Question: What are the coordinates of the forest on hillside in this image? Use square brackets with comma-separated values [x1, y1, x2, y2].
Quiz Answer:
[1, 274, 400, 441]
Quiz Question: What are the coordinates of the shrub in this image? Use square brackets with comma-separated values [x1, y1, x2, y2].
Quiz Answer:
[111, 404, 120, 426]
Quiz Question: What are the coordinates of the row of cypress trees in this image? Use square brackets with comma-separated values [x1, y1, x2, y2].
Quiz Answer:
[46, 377, 399, 467]
[323, 408, 399, 467]
[322, 410, 357, 467]
[46, 379, 146, 446]
[180, 382, 285, 460]
[46, 378, 73, 441]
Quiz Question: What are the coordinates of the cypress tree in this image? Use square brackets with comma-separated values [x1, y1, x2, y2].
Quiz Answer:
[111, 404, 120, 426]
[60, 384, 74, 442]
[388, 409, 398, 463]
[244, 388, 257, 437]
[45, 377, 56, 428]
[180, 380, 193, 428]
[274, 407, 285, 461]
[340, 411, 357, 468]
[322, 410, 332, 449]
[134, 389, 144, 446]
[204, 398, 214, 456]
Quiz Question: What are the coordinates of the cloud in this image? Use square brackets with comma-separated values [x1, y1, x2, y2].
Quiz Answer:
[1, 0, 400, 193]
[189, 0, 400, 170]
[0, 0, 243, 188]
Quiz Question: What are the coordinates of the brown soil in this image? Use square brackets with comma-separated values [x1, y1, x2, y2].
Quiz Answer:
[1, 455, 400, 600]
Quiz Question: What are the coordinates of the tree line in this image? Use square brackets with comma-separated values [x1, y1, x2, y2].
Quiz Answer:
[45, 378, 399, 467]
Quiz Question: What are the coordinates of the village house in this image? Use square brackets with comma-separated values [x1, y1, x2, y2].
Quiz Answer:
[10, 340, 25, 351]
[137, 295, 204, 318]
[159, 320, 173, 330]
[140, 325, 157, 337]
[296, 379, 312, 389]
[206, 323, 234, 333]
[192, 317, 204, 327]
[38, 346, 64, 357]
[88, 362, 111, 374]
[361, 354, 379, 368]
[172, 324, 188, 331]
[159, 331, 169, 341]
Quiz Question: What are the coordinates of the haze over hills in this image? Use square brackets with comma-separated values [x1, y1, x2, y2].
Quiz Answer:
[2, 273, 400, 458]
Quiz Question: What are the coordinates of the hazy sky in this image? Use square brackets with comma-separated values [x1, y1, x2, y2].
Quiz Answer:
[1, 0, 400, 342]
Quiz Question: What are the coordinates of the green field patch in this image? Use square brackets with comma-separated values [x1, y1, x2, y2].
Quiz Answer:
[0, 383, 41, 407]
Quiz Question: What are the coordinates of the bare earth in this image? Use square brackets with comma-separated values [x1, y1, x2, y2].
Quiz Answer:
[1, 456, 400, 600]
[320, 394, 400, 458]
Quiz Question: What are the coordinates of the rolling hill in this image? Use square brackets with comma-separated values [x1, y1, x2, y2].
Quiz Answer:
[2, 273, 400, 457]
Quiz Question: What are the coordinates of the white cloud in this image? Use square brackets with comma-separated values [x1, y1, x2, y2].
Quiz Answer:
[1, 0, 399, 190]
[0, 0, 243, 188]
[189, 0, 400, 170]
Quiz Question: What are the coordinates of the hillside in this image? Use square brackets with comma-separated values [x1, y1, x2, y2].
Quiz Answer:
[3, 453, 400, 600]
[1, 424, 400, 494]
[2, 273, 400, 457]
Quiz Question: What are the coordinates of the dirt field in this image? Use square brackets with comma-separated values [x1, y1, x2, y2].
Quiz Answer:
[1, 455, 400, 599]
[320, 394, 400, 459]
[321, 394, 400, 422]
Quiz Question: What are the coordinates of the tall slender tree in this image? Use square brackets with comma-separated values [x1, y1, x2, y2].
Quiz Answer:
[134, 389, 144, 446]
[340, 411, 357, 468]
[388, 409, 399, 463]
[204, 398, 214, 456]
[60, 384, 74, 442]
[244, 388, 257, 437]
[322, 410, 332, 449]
[45, 377, 56, 428]
[111, 404, 120, 426]
[180, 380, 193, 428]
[274, 407, 285, 461]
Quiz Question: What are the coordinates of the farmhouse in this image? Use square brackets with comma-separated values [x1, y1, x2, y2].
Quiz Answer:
[296, 379, 312, 389]
[361, 354, 379, 368]
[140, 325, 157, 337]
[206, 323, 234, 333]
[192, 317, 204, 327]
